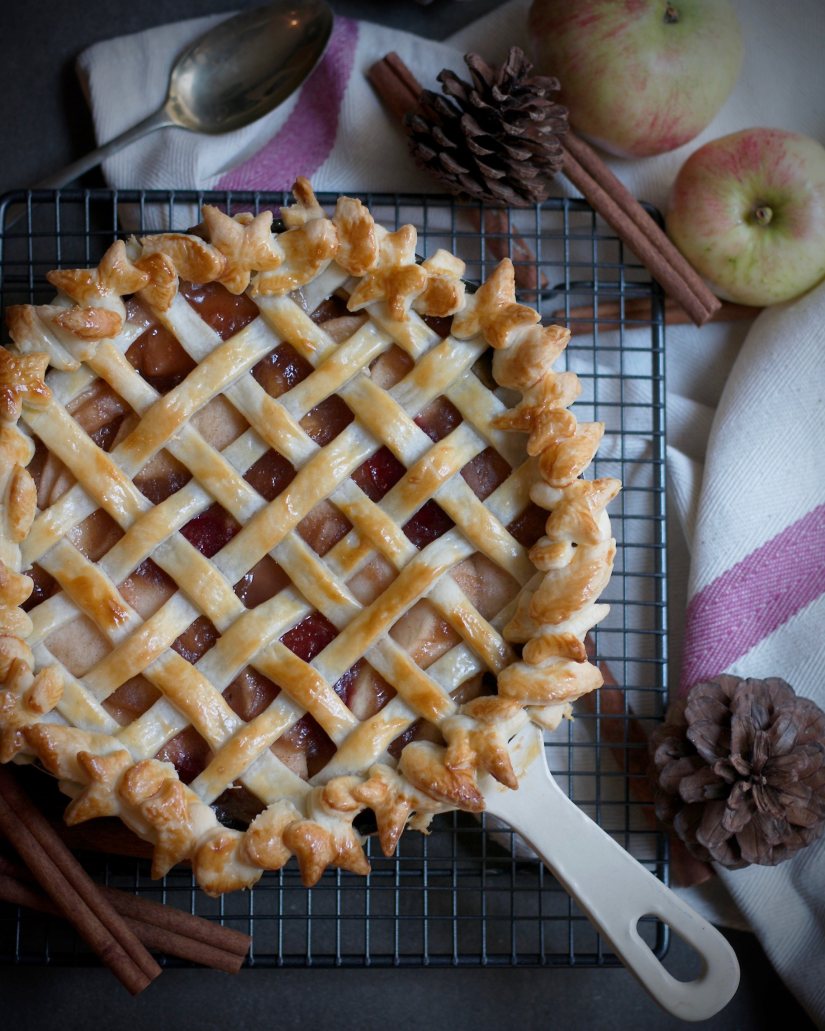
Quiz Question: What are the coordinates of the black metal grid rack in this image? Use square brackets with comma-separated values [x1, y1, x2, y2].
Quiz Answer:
[0, 189, 667, 968]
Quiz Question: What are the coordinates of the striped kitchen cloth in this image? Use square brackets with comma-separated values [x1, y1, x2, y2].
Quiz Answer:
[680, 280, 825, 1025]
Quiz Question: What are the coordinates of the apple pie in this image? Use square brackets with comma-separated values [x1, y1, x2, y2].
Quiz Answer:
[0, 181, 618, 894]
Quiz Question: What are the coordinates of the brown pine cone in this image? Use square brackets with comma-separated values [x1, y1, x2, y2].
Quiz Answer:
[405, 47, 568, 207]
[650, 675, 825, 868]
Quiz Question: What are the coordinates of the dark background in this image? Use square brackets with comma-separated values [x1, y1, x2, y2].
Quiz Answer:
[0, 1, 816, 1028]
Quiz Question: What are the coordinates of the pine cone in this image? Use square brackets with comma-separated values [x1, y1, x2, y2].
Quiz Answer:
[406, 47, 568, 207]
[650, 676, 825, 868]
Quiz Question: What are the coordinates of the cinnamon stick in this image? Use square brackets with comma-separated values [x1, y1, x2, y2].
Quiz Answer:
[469, 207, 549, 299]
[0, 871, 50, 914]
[562, 131, 720, 324]
[102, 885, 249, 966]
[556, 296, 760, 332]
[0, 765, 161, 993]
[367, 53, 721, 326]
[0, 846, 250, 972]
[560, 145, 718, 326]
[581, 645, 654, 807]
[580, 646, 714, 887]
[55, 818, 155, 861]
[367, 51, 421, 123]
[118, 916, 246, 975]
[670, 835, 715, 888]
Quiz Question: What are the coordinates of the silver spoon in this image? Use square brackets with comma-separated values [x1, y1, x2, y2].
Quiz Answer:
[36, 1, 334, 189]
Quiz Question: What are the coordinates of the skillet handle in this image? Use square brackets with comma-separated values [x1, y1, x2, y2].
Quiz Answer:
[483, 747, 739, 1022]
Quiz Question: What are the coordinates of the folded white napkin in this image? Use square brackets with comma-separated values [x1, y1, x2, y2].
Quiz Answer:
[78, 0, 825, 1020]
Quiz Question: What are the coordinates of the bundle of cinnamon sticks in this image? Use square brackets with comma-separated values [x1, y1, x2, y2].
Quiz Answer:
[368, 53, 723, 327]
[0, 766, 250, 992]
[558, 297, 760, 334]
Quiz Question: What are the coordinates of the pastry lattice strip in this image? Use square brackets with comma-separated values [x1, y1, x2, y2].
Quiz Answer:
[20, 274, 545, 808]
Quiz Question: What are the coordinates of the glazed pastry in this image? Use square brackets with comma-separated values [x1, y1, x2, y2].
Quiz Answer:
[0, 180, 618, 894]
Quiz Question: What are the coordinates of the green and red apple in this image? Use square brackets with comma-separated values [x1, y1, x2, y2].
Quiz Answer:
[667, 128, 825, 306]
[528, 0, 743, 157]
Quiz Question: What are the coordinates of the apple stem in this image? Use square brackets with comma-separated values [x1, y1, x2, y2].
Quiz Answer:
[753, 205, 774, 226]
[664, 4, 680, 24]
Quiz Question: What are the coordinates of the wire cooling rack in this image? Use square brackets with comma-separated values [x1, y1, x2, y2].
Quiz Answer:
[0, 189, 667, 968]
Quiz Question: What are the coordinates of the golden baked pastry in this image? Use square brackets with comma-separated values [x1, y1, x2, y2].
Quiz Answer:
[0, 181, 618, 894]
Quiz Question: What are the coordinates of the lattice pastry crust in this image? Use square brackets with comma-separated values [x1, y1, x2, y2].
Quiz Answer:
[0, 182, 618, 894]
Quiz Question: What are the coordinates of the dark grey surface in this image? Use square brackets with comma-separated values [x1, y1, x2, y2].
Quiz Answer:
[0, 1, 816, 1028]
[0, 934, 814, 1031]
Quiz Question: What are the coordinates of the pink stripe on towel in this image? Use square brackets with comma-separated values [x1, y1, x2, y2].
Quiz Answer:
[680, 503, 825, 694]
[216, 17, 358, 191]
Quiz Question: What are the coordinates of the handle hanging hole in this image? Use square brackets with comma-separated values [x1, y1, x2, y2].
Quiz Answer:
[637, 913, 708, 983]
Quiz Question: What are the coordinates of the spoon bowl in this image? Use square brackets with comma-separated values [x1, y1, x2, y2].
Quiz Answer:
[167, 2, 333, 134]
[35, 1, 334, 189]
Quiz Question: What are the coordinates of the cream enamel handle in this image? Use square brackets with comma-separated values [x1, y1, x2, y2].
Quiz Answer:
[483, 730, 740, 1022]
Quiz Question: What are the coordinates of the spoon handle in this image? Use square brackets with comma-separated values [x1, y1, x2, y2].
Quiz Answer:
[34, 108, 174, 190]
[483, 741, 740, 1021]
